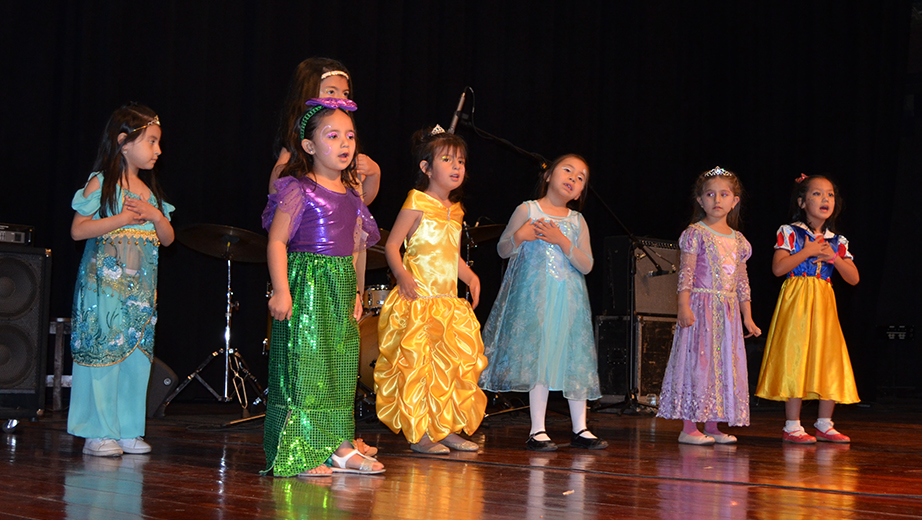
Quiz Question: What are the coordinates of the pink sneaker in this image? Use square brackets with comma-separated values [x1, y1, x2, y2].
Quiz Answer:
[782, 428, 817, 444]
[815, 427, 850, 443]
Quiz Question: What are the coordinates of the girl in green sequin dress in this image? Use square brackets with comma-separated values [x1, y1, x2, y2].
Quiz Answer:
[263, 98, 383, 477]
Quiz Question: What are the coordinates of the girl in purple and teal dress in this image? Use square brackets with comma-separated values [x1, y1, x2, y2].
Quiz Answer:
[69, 103, 175, 457]
[263, 98, 384, 477]
[657, 167, 761, 445]
[756, 174, 860, 444]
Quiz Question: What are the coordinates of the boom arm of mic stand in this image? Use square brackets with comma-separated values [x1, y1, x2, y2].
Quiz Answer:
[587, 185, 667, 275]
[458, 119, 547, 170]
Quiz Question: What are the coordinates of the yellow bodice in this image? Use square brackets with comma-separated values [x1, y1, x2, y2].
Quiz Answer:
[401, 190, 463, 297]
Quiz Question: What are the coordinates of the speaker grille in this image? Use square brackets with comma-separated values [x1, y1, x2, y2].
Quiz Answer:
[0, 246, 50, 409]
[0, 256, 39, 318]
[0, 324, 34, 389]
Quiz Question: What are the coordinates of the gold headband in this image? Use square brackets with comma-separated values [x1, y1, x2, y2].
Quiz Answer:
[129, 116, 160, 134]
[320, 70, 350, 81]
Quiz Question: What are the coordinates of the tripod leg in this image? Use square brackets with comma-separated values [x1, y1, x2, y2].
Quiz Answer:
[160, 348, 226, 410]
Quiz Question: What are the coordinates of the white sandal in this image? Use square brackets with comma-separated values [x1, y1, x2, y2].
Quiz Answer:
[329, 449, 385, 475]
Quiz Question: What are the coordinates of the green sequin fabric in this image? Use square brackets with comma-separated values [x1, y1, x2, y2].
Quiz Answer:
[263, 252, 358, 477]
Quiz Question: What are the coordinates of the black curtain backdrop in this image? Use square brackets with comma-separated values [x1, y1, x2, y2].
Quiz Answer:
[0, 2, 914, 402]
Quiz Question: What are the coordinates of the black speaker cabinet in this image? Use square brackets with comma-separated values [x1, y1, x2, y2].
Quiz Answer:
[596, 315, 677, 398]
[0, 245, 52, 420]
[635, 315, 676, 397]
[147, 357, 178, 418]
[604, 236, 680, 316]
[595, 315, 631, 396]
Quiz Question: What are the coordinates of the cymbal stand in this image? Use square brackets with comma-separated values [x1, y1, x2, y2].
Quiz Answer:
[161, 239, 266, 418]
[462, 222, 475, 302]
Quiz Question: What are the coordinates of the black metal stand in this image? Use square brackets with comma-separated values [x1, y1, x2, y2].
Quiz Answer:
[593, 387, 657, 416]
[355, 380, 377, 422]
[483, 392, 530, 418]
[160, 257, 266, 419]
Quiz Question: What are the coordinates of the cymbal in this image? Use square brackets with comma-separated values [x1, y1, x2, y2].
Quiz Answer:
[178, 224, 268, 263]
[462, 224, 505, 246]
[366, 228, 389, 270]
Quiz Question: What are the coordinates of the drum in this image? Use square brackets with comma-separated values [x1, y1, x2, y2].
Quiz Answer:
[363, 284, 391, 313]
[357, 313, 380, 389]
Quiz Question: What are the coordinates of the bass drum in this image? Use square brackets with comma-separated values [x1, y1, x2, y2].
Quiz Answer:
[363, 284, 391, 313]
[357, 313, 380, 390]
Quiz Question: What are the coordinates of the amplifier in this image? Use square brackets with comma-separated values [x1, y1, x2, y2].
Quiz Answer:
[604, 236, 680, 316]
[0, 224, 33, 246]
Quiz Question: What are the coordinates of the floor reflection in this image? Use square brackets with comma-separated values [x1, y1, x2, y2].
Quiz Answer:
[369, 459, 486, 519]
[656, 443, 751, 519]
[748, 443, 857, 519]
[64, 454, 148, 520]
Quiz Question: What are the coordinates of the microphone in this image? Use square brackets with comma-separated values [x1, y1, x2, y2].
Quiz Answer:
[647, 267, 676, 277]
[448, 90, 467, 133]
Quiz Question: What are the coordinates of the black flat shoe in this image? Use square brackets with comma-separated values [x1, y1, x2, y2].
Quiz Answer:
[570, 429, 609, 450]
[526, 431, 558, 452]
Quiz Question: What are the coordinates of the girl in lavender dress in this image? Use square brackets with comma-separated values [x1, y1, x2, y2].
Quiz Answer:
[656, 167, 761, 445]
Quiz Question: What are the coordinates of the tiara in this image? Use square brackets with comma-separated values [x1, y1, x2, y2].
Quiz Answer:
[703, 166, 733, 178]
[129, 115, 160, 134]
[320, 70, 350, 81]
[299, 97, 358, 139]
[430, 124, 446, 136]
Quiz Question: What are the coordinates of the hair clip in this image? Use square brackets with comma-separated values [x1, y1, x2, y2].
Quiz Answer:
[129, 115, 160, 134]
[430, 124, 446, 136]
[305, 97, 357, 111]
[320, 70, 350, 81]
[795, 173, 809, 183]
[299, 97, 358, 139]
[703, 166, 733, 178]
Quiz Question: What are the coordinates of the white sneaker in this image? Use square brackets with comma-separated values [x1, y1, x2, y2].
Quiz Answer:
[117, 437, 152, 454]
[83, 438, 123, 457]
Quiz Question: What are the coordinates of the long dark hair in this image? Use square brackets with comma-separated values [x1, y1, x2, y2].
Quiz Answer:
[536, 154, 590, 211]
[274, 57, 353, 157]
[790, 174, 843, 233]
[91, 103, 166, 217]
[410, 128, 468, 203]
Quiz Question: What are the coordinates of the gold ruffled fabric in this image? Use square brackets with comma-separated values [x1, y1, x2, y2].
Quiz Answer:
[375, 190, 487, 443]
[755, 276, 859, 404]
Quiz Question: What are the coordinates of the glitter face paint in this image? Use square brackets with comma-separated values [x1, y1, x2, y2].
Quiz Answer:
[320, 125, 333, 156]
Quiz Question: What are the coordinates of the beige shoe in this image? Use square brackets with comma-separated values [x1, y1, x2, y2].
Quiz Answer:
[705, 432, 738, 444]
[440, 435, 479, 452]
[410, 441, 450, 454]
[678, 431, 716, 445]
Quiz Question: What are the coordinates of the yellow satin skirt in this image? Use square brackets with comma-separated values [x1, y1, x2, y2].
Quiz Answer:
[756, 276, 859, 403]
[374, 293, 488, 444]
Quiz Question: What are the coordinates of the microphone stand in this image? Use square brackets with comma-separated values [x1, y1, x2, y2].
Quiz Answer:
[458, 117, 666, 415]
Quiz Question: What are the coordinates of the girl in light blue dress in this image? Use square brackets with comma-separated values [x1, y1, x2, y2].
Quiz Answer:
[480, 154, 606, 451]
[68, 104, 175, 457]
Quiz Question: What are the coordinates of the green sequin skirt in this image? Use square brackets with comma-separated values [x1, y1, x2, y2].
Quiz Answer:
[263, 252, 358, 477]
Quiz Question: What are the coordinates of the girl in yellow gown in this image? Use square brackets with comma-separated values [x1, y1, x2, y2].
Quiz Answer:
[756, 174, 860, 444]
[375, 126, 487, 454]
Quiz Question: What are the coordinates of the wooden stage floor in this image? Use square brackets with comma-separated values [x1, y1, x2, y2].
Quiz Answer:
[3, 397, 922, 519]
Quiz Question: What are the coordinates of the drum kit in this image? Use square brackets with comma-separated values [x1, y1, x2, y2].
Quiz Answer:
[160, 224, 269, 420]
[162, 221, 506, 422]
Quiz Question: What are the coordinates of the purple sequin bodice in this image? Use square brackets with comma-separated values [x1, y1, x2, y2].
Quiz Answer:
[262, 176, 379, 256]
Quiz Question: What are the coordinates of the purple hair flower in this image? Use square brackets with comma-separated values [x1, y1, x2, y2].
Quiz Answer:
[299, 98, 359, 139]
